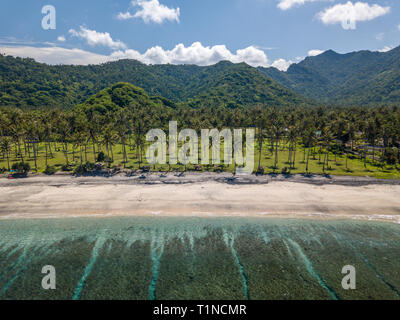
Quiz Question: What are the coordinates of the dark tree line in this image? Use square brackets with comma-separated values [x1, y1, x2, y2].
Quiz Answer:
[1, 102, 400, 174]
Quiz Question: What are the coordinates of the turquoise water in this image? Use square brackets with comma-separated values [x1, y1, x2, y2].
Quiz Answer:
[0, 217, 399, 300]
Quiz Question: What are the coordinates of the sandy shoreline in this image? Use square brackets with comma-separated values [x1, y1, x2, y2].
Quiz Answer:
[2, 171, 400, 186]
[0, 173, 400, 223]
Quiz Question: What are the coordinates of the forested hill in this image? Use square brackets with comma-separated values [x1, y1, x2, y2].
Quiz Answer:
[0, 54, 309, 109]
[259, 45, 400, 106]
[76, 82, 176, 114]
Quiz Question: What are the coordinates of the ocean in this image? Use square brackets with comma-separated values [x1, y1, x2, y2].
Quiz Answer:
[0, 217, 399, 300]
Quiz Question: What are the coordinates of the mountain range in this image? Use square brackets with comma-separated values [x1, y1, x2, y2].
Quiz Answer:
[259, 45, 400, 106]
[1, 45, 399, 109]
[0, 54, 308, 109]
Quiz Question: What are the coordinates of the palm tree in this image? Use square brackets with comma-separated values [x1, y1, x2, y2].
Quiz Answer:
[85, 109, 101, 162]
[268, 109, 284, 170]
[101, 124, 117, 163]
[321, 127, 333, 173]
[287, 126, 298, 170]
[56, 113, 72, 166]
[40, 112, 53, 167]
[24, 114, 41, 171]
[115, 110, 129, 168]
[8, 110, 25, 163]
[303, 128, 316, 173]
[253, 106, 266, 171]
[345, 121, 356, 171]
[134, 117, 146, 167]
[0, 137, 12, 171]
[364, 119, 377, 165]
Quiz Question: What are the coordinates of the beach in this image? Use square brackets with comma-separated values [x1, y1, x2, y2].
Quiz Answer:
[1, 173, 400, 223]
[1, 173, 400, 300]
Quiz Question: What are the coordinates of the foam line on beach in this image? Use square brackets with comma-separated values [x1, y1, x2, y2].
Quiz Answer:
[0, 245, 46, 296]
[0, 237, 34, 283]
[72, 235, 106, 300]
[4, 245, 23, 262]
[259, 227, 270, 245]
[223, 230, 249, 300]
[282, 239, 294, 259]
[149, 230, 165, 301]
[287, 238, 339, 300]
[333, 233, 400, 298]
[358, 251, 400, 297]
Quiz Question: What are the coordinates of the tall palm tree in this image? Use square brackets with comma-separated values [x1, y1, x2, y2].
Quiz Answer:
[268, 109, 284, 170]
[321, 127, 333, 173]
[253, 106, 266, 171]
[303, 128, 316, 173]
[0, 137, 12, 171]
[287, 126, 298, 170]
[115, 110, 129, 168]
[101, 124, 117, 163]
[56, 113, 72, 166]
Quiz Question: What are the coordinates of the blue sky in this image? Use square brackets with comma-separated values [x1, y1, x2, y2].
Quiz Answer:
[0, 0, 399, 70]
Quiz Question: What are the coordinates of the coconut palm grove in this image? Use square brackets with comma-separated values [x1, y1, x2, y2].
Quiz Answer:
[1, 49, 400, 179]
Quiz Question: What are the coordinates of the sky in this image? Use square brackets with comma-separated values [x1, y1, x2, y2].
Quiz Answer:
[0, 0, 399, 70]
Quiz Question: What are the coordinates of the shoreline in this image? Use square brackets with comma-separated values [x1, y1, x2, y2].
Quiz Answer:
[1, 171, 400, 187]
[1, 173, 400, 224]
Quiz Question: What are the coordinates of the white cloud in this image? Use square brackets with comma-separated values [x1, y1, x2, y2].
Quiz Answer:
[117, 12, 135, 20]
[377, 46, 393, 53]
[118, 0, 180, 24]
[0, 46, 109, 65]
[271, 58, 293, 71]
[271, 55, 306, 71]
[398, 24, 400, 31]
[277, 0, 326, 11]
[0, 38, 55, 46]
[255, 46, 278, 51]
[57, 35, 66, 42]
[308, 49, 324, 56]
[110, 42, 269, 67]
[0, 43, 270, 67]
[318, 2, 391, 30]
[69, 26, 126, 49]
[2, 40, 318, 71]
[375, 32, 384, 41]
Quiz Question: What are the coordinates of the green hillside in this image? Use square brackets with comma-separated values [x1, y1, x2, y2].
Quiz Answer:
[76, 82, 176, 114]
[0, 54, 309, 109]
[3, 44, 400, 109]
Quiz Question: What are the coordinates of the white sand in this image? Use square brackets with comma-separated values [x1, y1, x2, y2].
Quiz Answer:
[1, 177, 400, 223]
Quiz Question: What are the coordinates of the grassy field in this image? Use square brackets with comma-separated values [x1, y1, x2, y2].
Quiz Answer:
[1, 140, 400, 179]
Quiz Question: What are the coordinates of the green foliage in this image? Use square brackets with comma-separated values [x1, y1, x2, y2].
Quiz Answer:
[383, 148, 397, 165]
[184, 62, 310, 108]
[281, 167, 290, 174]
[0, 55, 309, 109]
[11, 161, 30, 174]
[61, 164, 73, 172]
[44, 165, 57, 175]
[77, 82, 174, 114]
[96, 151, 112, 165]
[96, 151, 106, 162]
[2, 46, 400, 109]
[73, 162, 96, 175]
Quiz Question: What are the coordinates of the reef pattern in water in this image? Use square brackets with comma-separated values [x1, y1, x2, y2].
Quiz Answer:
[0, 217, 399, 300]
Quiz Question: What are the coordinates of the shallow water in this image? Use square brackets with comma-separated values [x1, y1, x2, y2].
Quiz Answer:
[0, 217, 399, 300]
